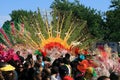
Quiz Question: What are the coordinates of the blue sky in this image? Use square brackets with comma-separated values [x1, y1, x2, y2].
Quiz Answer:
[0, 0, 111, 27]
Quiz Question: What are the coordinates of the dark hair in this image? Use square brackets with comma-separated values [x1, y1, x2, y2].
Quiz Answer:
[42, 68, 51, 80]
[63, 58, 70, 64]
[18, 63, 23, 68]
[0, 62, 7, 68]
[2, 71, 15, 80]
[51, 66, 59, 74]
[24, 61, 30, 68]
[110, 72, 119, 80]
[59, 65, 69, 78]
[26, 54, 33, 59]
[43, 56, 51, 62]
[16, 51, 20, 55]
[65, 53, 70, 59]
[75, 76, 85, 80]
[52, 58, 64, 67]
[97, 76, 109, 80]
[34, 63, 41, 75]
[36, 55, 42, 60]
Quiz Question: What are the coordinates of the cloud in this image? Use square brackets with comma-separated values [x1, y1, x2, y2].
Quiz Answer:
[0, 16, 11, 28]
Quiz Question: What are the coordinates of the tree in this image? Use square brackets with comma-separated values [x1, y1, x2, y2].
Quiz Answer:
[50, 0, 105, 39]
[10, 9, 34, 22]
[110, 0, 120, 9]
[105, 0, 120, 41]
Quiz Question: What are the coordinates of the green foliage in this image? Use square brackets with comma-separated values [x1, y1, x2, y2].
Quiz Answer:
[50, 0, 105, 49]
[10, 10, 34, 22]
[104, 0, 120, 41]
[36, 9, 48, 39]
[50, 0, 104, 39]
[51, 9, 58, 37]
[2, 21, 15, 45]
[0, 34, 6, 45]
[51, 7, 97, 49]
[1, 0, 120, 50]
[9, 9, 48, 44]
[61, 12, 73, 39]
[110, 0, 120, 9]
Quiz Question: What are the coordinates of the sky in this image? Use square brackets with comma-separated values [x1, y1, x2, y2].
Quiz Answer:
[0, 0, 111, 27]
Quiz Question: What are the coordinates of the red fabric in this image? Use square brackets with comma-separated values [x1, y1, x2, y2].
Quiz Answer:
[13, 54, 20, 61]
[44, 42, 65, 50]
[0, 28, 11, 45]
[7, 49, 20, 61]
[118, 58, 120, 63]
[98, 45, 104, 51]
[77, 60, 88, 73]
[0, 43, 6, 51]
[82, 60, 89, 66]
[88, 60, 98, 68]
[39, 49, 47, 57]
[101, 51, 108, 60]
[98, 45, 108, 60]
[63, 75, 74, 80]
[77, 59, 97, 73]
[75, 47, 79, 55]
[11, 22, 15, 35]
[0, 48, 20, 62]
[82, 49, 88, 55]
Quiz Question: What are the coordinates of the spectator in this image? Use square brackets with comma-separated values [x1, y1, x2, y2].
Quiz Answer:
[16, 51, 24, 63]
[110, 72, 119, 80]
[0, 62, 16, 80]
[59, 65, 74, 80]
[51, 66, 61, 80]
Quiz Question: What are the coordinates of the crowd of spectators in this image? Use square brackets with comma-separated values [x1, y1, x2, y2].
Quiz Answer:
[0, 50, 120, 80]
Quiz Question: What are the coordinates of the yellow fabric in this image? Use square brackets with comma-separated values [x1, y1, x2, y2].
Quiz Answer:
[87, 67, 93, 73]
[0, 64, 15, 71]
